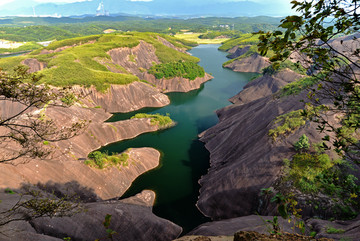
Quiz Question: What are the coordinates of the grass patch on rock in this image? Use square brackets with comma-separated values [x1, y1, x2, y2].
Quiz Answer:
[131, 113, 174, 128]
[85, 151, 129, 169]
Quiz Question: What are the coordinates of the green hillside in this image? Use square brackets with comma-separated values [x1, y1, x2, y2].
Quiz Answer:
[0, 32, 200, 91]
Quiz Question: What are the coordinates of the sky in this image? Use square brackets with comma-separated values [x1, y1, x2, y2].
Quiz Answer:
[0, 0, 296, 17]
[0, 0, 293, 7]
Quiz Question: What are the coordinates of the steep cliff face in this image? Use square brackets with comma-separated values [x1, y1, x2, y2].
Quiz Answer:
[197, 69, 332, 219]
[107, 40, 212, 93]
[146, 73, 213, 93]
[72, 82, 170, 113]
[198, 93, 305, 219]
[21, 58, 47, 72]
[229, 69, 304, 104]
[227, 45, 251, 59]
[108, 40, 160, 77]
[224, 53, 270, 73]
[0, 190, 182, 241]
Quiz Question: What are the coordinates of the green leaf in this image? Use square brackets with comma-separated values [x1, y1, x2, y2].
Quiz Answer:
[103, 214, 112, 228]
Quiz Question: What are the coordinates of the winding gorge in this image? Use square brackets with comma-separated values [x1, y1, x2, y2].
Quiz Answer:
[0, 27, 360, 240]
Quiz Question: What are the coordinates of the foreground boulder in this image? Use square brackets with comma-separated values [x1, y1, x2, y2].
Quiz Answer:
[0, 190, 182, 241]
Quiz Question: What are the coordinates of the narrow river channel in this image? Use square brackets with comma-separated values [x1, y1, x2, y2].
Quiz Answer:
[102, 44, 257, 233]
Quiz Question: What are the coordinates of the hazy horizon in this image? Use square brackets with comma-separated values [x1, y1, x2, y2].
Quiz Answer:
[0, 0, 296, 18]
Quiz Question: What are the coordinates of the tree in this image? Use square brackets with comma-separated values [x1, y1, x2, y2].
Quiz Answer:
[0, 66, 87, 163]
[258, 0, 360, 158]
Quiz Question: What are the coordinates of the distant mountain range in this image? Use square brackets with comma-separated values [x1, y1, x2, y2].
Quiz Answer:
[0, 0, 293, 18]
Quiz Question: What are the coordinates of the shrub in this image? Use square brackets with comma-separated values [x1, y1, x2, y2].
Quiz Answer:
[294, 134, 310, 152]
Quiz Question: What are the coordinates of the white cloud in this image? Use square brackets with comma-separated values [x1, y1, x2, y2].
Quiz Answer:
[128, 0, 153, 2]
[0, 0, 15, 7]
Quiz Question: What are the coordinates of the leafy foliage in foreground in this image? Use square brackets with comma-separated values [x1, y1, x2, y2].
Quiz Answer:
[0, 66, 86, 163]
[258, 0, 360, 158]
[148, 60, 205, 80]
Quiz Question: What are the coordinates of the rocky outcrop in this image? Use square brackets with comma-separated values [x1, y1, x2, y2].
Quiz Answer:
[107, 40, 212, 93]
[108, 40, 160, 77]
[30, 190, 182, 241]
[157, 36, 188, 54]
[198, 92, 304, 219]
[146, 73, 213, 93]
[224, 53, 270, 73]
[229, 69, 304, 104]
[0, 190, 182, 241]
[227, 45, 251, 59]
[308, 215, 360, 240]
[21, 58, 47, 72]
[72, 82, 170, 113]
[188, 215, 301, 236]
[0, 146, 161, 200]
[197, 68, 337, 219]
[0, 101, 166, 199]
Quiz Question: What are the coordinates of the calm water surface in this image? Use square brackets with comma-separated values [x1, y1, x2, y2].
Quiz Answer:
[102, 44, 257, 233]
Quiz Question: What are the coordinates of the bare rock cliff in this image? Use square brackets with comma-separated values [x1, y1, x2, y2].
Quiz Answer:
[0, 190, 182, 241]
[0, 103, 165, 199]
[21, 58, 47, 72]
[197, 70, 329, 220]
[227, 45, 251, 59]
[229, 69, 304, 104]
[224, 53, 270, 73]
[72, 82, 170, 113]
[146, 73, 213, 93]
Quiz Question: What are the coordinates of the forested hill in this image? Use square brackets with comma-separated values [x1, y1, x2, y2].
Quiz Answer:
[0, 32, 209, 92]
[0, 16, 281, 42]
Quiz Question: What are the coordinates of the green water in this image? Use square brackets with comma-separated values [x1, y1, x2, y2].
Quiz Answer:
[102, 44, 257, 233]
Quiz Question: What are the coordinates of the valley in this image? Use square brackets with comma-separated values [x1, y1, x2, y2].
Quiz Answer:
[0, 4, 359, 240]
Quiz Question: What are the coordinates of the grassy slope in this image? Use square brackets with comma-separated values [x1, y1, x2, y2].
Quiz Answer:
[0, 32, 199, 91]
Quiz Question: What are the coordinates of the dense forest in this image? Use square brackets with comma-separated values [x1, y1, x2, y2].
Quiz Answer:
[0, 16, 281, 42]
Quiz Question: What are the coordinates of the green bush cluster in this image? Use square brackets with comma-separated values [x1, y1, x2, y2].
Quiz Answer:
[294, 134, 310, 152]
[60, 92, 77, 105]
[269, 105, 327, 140]
[85, 151, 129, 169]
[281, 135, 360, 218]
[326, 227, 345, 234]
[269, 109, 306, 140]
[131, 113, 173, 127]
[148, 60, 205, 80]
[262, 60, 307, 76]
[278, 73, 328, 97]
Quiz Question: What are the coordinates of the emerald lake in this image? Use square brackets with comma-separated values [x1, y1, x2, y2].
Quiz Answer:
[102, 44, 257, 233]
